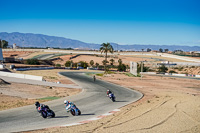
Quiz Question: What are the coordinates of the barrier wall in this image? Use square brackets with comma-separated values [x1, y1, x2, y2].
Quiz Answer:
[196, 75, 200, 78]
[140, 72, 156, 75]
[15, 67, 54, 71]
[142, 72, 200, 78]
[157, 53, 200, 63]
[174, 62, 200, 66]
[0, 71, 43, 81]
[171, 73, 186, 77]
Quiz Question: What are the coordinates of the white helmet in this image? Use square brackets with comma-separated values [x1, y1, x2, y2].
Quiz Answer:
[64, 100, 69, 104]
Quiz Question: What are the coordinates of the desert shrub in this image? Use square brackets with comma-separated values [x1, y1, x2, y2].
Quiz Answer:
[73, 63, 77, 67]
[65, 61, 72, 67]
[157, 65, 168, 73]
[169, 70, 177, 73]
[181, 72, 188, 74]
[148, 68, 156, 72]
[55, 64, 61, 67]
[118, 64, 126, 72]
[178, 66, 184, 71]
[78, 61, 88, 68]
[137, 63, 149, 74]
[173, 67, 178, 69]
[108, 65, 118, 69]
[98, 65, 104, 69]
[90, 60, 94, 66]
[26, 59, 40, 65]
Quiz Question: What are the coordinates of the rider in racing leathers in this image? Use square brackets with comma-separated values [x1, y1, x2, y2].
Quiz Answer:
[107, 89, 112, 96]
[35, 101, 50, 112]
[64, 100, 76, 112]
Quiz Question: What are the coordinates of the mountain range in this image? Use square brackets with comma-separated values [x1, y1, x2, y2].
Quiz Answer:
[0, 32, 199, 51]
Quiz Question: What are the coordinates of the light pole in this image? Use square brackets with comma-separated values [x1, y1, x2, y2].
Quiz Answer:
[141, 49, 144, 80]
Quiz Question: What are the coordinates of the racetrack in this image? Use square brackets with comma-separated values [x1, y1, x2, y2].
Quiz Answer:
[0, 72, 143, 133]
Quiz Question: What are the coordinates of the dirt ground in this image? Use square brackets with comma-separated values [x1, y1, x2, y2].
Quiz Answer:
[0, 75, 81, 111]
[3, 50, 200, 75]
[2, 51, 34, 58]
[19, 72, 200, 133]
[1, 50, 200, 132]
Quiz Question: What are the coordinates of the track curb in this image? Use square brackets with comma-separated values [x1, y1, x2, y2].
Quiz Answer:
[61, 109, 120, 127]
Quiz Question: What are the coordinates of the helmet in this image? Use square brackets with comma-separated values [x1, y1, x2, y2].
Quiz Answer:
[64, 100, 69, 104]
[107, 90, 109, 91]
[35, 101, 40, 106]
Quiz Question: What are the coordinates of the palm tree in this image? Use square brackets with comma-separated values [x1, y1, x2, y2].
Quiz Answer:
[118, 59, 122, 65]
[95, 63, 99, 69]
[100, 43, 114, 62]
[100, 43, 114, 72]
[110, 59, 115, 65]
[102, 60, 109, 66]
[90, 60, 94, 67]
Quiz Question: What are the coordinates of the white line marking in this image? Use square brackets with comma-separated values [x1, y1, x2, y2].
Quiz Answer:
[62, 123, 82, 127]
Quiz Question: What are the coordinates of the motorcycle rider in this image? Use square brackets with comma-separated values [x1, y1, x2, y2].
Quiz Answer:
[35, 101, 50, 112]
[93, 75, 96, 82]
[107, 89, 112, 96]
[64, 100, 76, 112]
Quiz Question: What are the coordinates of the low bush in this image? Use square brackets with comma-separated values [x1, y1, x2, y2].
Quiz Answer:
[26, 59, 40, 65]
[169, 70, 177, 73]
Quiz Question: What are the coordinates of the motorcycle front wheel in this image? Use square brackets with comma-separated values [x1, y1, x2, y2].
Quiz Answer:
[112, 97, 116, 102]
[50, 110, 55, 118]
[78, 110, 81, 115]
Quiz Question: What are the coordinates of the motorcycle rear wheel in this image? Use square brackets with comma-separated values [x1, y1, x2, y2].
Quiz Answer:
[41, 111, 47, 118]
[70, 109, 75, 116]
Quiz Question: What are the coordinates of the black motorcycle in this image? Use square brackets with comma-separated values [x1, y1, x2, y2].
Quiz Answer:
[37, 106, 55, 118]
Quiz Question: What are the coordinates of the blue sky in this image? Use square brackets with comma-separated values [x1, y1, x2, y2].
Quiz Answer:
[0, 0, 200, 46]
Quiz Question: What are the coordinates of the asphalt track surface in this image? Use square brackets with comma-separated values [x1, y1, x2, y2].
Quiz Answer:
[0, 72, 143, 133]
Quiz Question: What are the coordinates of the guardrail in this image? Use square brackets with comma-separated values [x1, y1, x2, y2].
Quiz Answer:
[14, 67, 54, 71]
[141, 72, 200, 78]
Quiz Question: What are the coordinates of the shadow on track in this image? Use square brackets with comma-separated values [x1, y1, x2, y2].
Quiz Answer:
[80, 113, 95, 116]
[53, 116, 69, 118]
[114, 100, 128, 102]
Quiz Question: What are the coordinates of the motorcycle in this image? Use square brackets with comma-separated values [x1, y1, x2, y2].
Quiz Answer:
[37, 106, 55, 118]
[108, 93, 116, 102]
[66, 104, 81, 116]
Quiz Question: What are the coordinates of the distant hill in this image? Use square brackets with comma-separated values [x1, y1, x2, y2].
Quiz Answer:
[0, 32, 99, 49]
[0, 32, 199, 51]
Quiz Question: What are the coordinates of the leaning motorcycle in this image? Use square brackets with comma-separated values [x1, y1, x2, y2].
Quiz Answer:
[37, 106, 55, 118]
[66, 105, 81, 116]
[108, 93, 116, 102]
